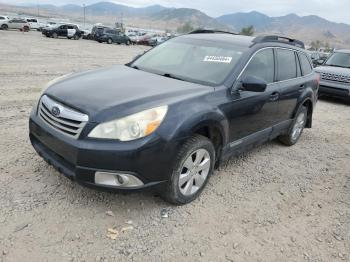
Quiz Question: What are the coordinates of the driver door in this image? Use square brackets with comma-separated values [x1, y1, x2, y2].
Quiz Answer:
[222, 48, 280, 145]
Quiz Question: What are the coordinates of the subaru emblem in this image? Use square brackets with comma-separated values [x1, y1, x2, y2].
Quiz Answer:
[51, 106, 60, 117]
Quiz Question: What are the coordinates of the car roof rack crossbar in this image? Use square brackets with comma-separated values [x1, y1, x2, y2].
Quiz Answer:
[188, 29, 238, 36]
[253, 35, 305, 49]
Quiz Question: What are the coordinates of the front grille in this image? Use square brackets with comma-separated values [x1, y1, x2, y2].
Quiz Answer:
[38, 95, 88, 138]
[320, 72, 350, 84]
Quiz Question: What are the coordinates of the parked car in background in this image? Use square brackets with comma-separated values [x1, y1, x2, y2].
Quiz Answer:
[129, 32, 148, 44]
[0, 18, 30, 31]
[96, 29, 131, 45]
[25, 18, 41, 31]
[307, 51, 330, 67]
[42, 24, 82, 40]
[148, 35, 168, 46]
[29, 30, 319, 204]
[91, 25, 110, 41]
[81, 28, 92, 39]
[315, 49, 350, 103]
[41, 22, 59, 34]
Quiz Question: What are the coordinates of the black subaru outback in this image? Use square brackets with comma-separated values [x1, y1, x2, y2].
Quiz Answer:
[29, 30, 319, 204]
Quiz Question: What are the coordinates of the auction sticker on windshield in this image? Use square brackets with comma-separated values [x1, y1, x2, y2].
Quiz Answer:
[203, 56, 233, 63]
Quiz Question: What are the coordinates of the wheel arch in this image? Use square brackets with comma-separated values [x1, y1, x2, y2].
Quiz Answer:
[294, 97, 314, 128]
[189, 119, 229, 167]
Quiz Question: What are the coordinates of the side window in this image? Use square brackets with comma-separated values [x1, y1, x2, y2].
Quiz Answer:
[0, 17, 4, 20]
[242, 49, 274, 84]
[296, 52, 302, 77]
[276, 49, 297, 81]
[60, 25, 67, 30]
[299, 53, 313, 75]
[67, 25, 74, 30]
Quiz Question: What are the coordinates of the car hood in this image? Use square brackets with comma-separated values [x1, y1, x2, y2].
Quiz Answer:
[44, 65, 212, 122]
[315, 65, 350, 75]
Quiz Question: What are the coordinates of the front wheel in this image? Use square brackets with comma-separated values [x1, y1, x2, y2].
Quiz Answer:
[107, 38, 112, 44]
[126, 40, 131, 45]
[52, 32, 58, 38]
[1, 24, 8, 30]
[73, 34, 80, 40]
[161, 135, 215, 205]
[278, 106, 307, 146]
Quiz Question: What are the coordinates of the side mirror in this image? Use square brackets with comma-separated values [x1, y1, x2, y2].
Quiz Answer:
[241, 76, 267, 92]
[316, 59, 325, 65]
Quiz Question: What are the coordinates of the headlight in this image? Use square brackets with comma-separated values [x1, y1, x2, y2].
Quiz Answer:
[88, 106, 168, 141]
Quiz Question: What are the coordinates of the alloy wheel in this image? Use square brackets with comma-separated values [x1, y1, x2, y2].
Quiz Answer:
[178, 149, 211, 196]
[291, 112, 306, 140]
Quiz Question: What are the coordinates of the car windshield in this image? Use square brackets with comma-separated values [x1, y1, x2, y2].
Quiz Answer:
[325, 52, 350, 68]
[131, 37, 247, 86]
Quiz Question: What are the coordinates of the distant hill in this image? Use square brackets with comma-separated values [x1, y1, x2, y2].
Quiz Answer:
[2, 2, 350, 47]
[217, 11, 350, 47]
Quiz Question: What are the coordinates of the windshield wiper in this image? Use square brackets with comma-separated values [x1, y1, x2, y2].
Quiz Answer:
[162, 73, 186, 82]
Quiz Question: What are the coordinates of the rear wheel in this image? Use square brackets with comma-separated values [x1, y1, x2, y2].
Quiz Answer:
[1, 24, 8, 30]
[126, 40, 131, 45]
[161, 135, 215, 205]
[107, 38, 112, 44]
[23, 26, 29, 32]
[278, 106, 307, 146]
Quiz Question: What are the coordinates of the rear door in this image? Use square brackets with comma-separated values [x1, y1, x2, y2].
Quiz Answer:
[275, 48, 304, 122]
[58, 25, 67, 36]
[224, 48, 280, 143]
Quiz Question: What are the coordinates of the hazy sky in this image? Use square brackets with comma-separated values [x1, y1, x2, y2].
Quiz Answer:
[3, 0, 350, 24]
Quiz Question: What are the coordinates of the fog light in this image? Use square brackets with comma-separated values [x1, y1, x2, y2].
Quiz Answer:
[95, 171, 144, 188]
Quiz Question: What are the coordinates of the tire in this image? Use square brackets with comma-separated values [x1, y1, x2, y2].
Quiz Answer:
[161, 135, 215, 205]
[278, 106, 307, 146]
[126, 40, 131, 45]
[1, 24, 8, 30]
[67, 37, 72, 39]
[73, 34, 79, 40]
[107, 38, 112, 44]
[23, 26, 29, 32]
[52, 32, 58, 38]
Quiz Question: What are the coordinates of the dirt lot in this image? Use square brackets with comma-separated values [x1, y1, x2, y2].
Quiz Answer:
[0, 31, 349, 262]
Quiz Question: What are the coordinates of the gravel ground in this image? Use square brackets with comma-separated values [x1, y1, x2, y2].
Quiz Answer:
[0, 31, 349, 262]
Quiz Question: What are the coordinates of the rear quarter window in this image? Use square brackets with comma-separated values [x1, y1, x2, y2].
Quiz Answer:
[276, 49, 297, 81]
[299, 53, 313, 75]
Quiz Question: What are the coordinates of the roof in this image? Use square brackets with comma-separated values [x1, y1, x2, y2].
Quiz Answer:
[181, 33, 254, 47]
[181, 31, 305, 50]
[334, 49, 350, 54]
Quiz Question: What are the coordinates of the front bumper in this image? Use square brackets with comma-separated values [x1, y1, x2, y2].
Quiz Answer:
[319, 80, 350, 100]
[29, 114, 179, 192]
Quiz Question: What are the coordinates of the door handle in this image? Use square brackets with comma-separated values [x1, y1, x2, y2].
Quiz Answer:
[269, 92, 280, 102]
[299, 85, 305, 92]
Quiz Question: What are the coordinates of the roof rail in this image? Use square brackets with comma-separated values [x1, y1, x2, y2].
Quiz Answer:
[188, 29, 238, 36]
[252, 35, 305, 49]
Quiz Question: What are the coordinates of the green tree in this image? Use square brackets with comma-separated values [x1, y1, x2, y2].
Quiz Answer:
[310, 40, 322, 51]
[177, 22, 194, 34]
[324, 42, 332, 52]
[240, 25, 255, 36]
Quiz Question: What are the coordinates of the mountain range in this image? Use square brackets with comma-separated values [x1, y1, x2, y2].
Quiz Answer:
[2, 1, 350, 47]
